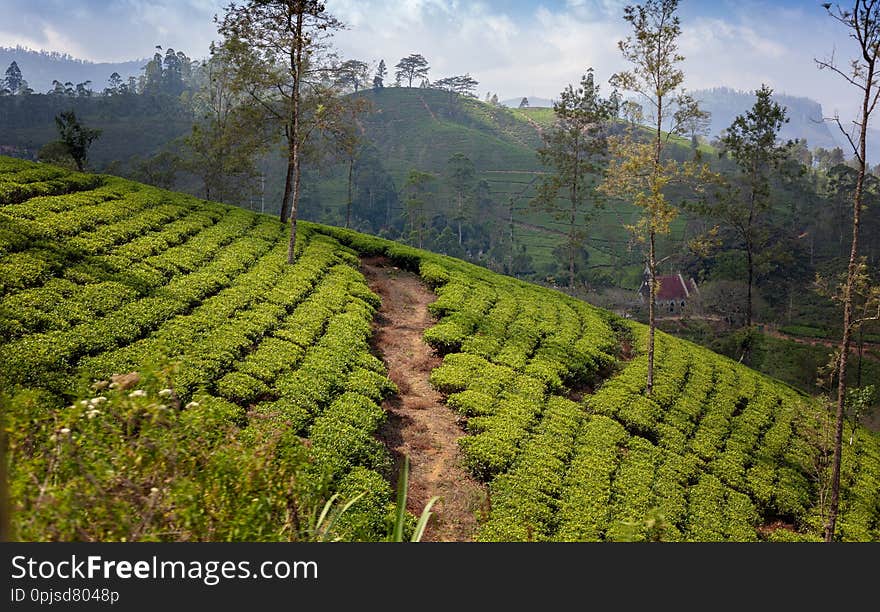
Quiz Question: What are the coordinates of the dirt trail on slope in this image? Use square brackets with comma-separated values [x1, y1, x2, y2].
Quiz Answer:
[765, 329, 880, 361]
[361, 256, 487, 542]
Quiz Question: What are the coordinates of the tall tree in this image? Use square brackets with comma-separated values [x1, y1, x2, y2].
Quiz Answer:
[163, 48, 185, 95]
[218, 0, 342, 263]
[54, 110, 101, 172]
[143, 48, 164, 95]
[403, 170, 436, 248]
[621, 99, 644, 127]
[533, 69, 616, 288]
[602, 0, 706, 395]
[683, 106, 711, 149]
[446, 153, 477, 246]
[394, 53, 429, 87]
[105, 72, 124, 96]
[815, 0, 880, 542]
[433, 74, 479, 99]
[320, 95, 372, 228]
[184, 43, 266, 204]
[712, 85, 792, 328]
[336, 59, 369, 92]
[75, 81, 93, 97]
[373, 59, 386, 89]
[3, 61, 24, 94]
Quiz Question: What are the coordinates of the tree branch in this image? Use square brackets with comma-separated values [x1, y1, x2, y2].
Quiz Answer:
[827, 113, 863, 162]
[815, 57, 867, 92]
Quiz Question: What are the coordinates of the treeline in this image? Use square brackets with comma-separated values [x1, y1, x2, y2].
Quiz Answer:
[1, 47, 197, 98]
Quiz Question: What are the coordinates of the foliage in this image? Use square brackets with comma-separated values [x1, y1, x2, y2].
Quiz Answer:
[54, 110, 101, 172]
[1, 159, 402, 540]
[183, 43, 267, 205]
[394, 54, 429, 88]
[532, 69, 616, 288]
[3, 158, 880, 543]
[698, 85, 792, 327]
[217, 0, 343, 259]
[602, 0, 710, 394]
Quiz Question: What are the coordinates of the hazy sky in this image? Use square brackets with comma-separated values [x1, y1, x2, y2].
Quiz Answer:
[0, 1, 862, 120]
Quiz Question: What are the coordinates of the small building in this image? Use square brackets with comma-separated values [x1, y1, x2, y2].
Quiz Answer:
[638, 270, 699, 314]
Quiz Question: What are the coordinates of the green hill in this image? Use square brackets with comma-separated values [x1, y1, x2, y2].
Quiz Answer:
[0, 88, 700, 285]
[2, 157, 878, 542]
[311, 87, 696, 284]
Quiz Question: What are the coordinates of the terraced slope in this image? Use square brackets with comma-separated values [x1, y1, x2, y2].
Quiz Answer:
[322, 226, 880, 543]
[1, 158, 397, 540]
[2, 157, 878, 542]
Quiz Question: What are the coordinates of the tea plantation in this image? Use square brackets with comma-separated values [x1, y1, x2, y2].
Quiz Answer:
[2, 157, 878, 541]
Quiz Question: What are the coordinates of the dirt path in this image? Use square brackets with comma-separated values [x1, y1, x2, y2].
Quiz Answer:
[765, 330, 880, 361]
[417, 95, 439, 122]
[361, 257, 487, 541]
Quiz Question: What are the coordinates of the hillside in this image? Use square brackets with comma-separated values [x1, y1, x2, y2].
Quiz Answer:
[2, 157, 878, 542]
[311, 87, 682, 284]
[0, 47, 147, 94]
[501, 97, 554, 109]
[0, 87, 702, 286]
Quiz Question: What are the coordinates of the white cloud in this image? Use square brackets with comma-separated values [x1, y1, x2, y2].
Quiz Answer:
[0, 0, 862, 125]
[332, 1, 628, 100]
[0, 24, 89, 59]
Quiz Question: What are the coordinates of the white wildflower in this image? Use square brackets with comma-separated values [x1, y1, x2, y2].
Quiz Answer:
[59, 427, 71, 435]
[185, 401, 200, 409]
[93, 396, 108, 404]
[150, 487, 159, 495]
[129, 389, 147, 398]
[108, 382, 119, 389]
[158, 389, 173, 397]
[79, 400, 89, 406]
[86, 409, 100, 419]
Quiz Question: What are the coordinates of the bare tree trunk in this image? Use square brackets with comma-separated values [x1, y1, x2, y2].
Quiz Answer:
[569, 184, 576, 288]
[286, 11, 304, 265]
[826, 168, 864, 541]
[647, 229, 656, 395]
[645, 90, 663, 397]
[857, 325, 864, 388]
[825, 56, 871, 543]
[457, 192, 463, 246]
[346, 155, 353, 229]
[747, 246, 754, 328]
[280, 152, 295, 223]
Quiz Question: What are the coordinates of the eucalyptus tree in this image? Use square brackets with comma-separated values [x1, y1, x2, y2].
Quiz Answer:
[217, 0, 343, 262]
[815, 0, 880, 542]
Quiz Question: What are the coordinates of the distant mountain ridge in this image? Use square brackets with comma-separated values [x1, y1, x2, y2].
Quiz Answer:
[0, 46, 148, 93]
[690, 87, 844, 152]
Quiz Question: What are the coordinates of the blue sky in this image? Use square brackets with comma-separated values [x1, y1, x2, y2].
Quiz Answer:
[0, 1, 859, 121]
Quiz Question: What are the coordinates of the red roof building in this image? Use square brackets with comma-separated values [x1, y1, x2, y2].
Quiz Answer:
[639, 271, 699, 313]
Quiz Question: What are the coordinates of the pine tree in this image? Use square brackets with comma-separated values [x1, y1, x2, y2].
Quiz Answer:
[533, 69, 616, 288]
[373, 59, 386, 89]
[3, 61, 23, 94]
